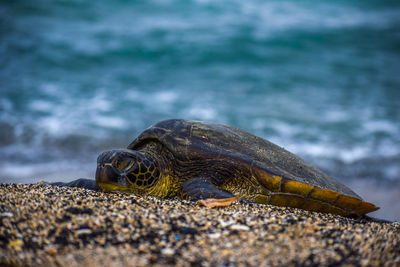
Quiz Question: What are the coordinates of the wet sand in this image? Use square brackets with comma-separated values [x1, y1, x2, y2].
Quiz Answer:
[1, 183, 399, 266]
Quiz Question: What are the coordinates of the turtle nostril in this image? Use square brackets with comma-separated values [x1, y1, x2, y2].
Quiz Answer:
[97, 150, 118, 164]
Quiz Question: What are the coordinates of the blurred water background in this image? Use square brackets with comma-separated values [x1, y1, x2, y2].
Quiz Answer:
[1, 0, 399, 220]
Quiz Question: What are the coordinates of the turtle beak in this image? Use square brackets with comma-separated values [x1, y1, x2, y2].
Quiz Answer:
[95, 150, 123, 186]
[95, 164, 119, 185]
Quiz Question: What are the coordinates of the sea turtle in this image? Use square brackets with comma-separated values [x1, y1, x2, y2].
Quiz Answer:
[58, 119, 379, 218]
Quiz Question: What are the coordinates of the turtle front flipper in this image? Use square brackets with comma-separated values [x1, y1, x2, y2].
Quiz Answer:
[178, 178, 240, 208]
[50, 178, 101, 191]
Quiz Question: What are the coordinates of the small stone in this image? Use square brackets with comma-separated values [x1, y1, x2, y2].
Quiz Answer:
[10, 240, 24, 248]
[230, 224, 250, 231]
[76, 229, 93, 235]
[161, 248, 175, 256]
[45, 246, 57, 255]
[179, 227, 198, 235]
[220, 219, 235, 227]
[209, 232, 221, 239]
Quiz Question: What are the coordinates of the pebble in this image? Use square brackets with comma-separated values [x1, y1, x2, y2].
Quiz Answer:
[0, 183, 399, 267]
[230, 224, 250, 231]
[75, 229, 93, 235]
[161, 248, 175, 256]
[209, 232, 221, 239]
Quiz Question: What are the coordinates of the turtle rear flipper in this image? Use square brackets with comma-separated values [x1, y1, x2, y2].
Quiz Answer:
[50, 178, 101, 191]
[179, 177, 240, 207]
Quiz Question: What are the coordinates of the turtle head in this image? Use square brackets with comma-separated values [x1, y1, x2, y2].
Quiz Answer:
[95, 149, 160, 194]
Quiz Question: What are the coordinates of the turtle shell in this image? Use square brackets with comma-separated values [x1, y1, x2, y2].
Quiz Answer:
[128, 119, 378, 216]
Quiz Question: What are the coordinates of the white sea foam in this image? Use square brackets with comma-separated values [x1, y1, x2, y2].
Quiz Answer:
[126, 89, 142, 101]
[88, 93, 113, 112]
[41, 83, 65, 97]
[239, 1, 398, 32]
[153, 91, 179, 104]
[35, 0, 400, 62]
[277, 141, 370, 164]
[39, 117, 64, 135]
[363, 120, 398, 135]
[26, 87, 124, 137]
[93, 115, 127, 129]
[383, 165, 400, 181]
[29, 100, 55, 112]
[272, 121, 301, 137]
[375, 140, 399, 158]
[322, 109, 349, 123]
[184, 106, 217, 121]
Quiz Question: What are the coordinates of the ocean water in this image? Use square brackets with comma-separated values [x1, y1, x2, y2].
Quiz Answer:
[1, 0, 399, 220]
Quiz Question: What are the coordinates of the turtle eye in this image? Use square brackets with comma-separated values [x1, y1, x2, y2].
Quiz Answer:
[118, 158, 135, 172]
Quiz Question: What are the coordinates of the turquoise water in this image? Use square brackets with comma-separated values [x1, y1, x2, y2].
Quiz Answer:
[1, 0, 399, 219]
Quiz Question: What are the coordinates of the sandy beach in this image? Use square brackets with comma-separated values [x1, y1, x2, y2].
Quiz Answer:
[1, 183, 399, 266]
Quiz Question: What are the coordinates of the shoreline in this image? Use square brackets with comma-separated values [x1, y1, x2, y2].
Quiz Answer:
[1, 183, 399, 266]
